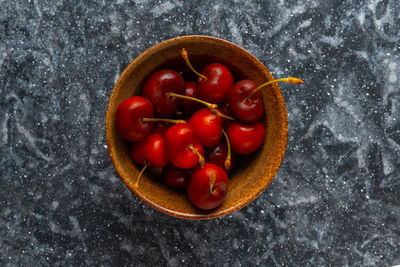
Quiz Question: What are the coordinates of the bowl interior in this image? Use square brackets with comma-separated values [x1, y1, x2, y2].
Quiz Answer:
[105, 36, 288, 219]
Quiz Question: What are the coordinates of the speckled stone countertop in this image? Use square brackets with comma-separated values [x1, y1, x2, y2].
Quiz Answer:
[1, 0, 399, 266]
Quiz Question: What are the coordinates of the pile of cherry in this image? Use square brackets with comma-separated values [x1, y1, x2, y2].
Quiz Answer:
[116, 49, 303, 210]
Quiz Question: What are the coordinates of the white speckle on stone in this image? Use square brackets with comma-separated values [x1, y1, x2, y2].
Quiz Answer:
[51, 201, 59, 210]
[299, 19, 312, 29]
[228, 21, 243, 46]
[357, 11, 365, 24]
[320, 35, 343, 46]
[287, 195, 319, 206]
[33, 0, 42, 18]
[389, 74, 397, 83]
[0, 113, 9, 148]
[151, 1, 175, 15]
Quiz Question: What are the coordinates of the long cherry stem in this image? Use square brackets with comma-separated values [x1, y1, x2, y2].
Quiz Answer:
[167, 92, 235, 121]
[167, 92, 217, 110]
[211, 109, 235, 121]
[222, 129, 231, 170]
[141, 118, 186, 124]
[181, 48, 207, 80]
[246, 77, 304, 101]
[134, 162, 149, 188]
[187, 144, 205, 168]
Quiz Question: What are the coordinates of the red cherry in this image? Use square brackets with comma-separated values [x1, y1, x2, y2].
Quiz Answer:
[227, 122, 265, 155]
[197, 63, 234, 104]
[181, 49, 233, 104]
[131, 133, 168, 168]
[164, 123, 205, 169]
[187, 163, 228, 210]
[228, 80, 263, 123]
[228, 77, 304, 123]
[141, 69, 185, 117]
[205, 141, 235, 174]
[115, 96, 153, 142]
[189, 108, 224, 147]
[181, 81, 202, 115]
[162, 164, 190, 189]
[130, 133, 168, 188]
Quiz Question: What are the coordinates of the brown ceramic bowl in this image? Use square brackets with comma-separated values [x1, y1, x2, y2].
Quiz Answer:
[105, 35, 288, 219]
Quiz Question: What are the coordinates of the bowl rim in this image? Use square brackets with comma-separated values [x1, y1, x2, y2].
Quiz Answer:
[105, 35, 288, 220]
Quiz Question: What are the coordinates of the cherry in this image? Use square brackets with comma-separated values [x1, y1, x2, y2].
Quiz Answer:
[187, 163, 229, 210]
[131, 133, 168, 187]
[182, 49, 233, 104]
[228, 80, 263, 123]
[228, 77, 304, 123]
[205, 130, 234, 174]
[116, 96, 153, 142]
[181, 81, 202, 115]
[164, 123, 205, 169]
[189, 108, 224, 147]
[141, 69, 185, 117]
[197, 63, 234, 104]
[162, 164, 190, 189]
[131, 133, 168, 168]
[227, 122, 265, 155]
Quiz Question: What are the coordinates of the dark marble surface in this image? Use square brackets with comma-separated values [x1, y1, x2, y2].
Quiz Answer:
[1, 0, 399, 266]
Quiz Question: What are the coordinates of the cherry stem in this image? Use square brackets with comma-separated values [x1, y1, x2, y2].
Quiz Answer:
[134, 162, 149, 188]
[222, 129, 231, 170]
[187, 144, 205, 168]
[209, 172, 216, 195]
[167, 92, 235, 121]
[181, 48, 207, 80]
[167, 92, 217, 110]
[211, 109, 235, 121]
[246, 77, 304, 101]
[141, 117, 186, 124]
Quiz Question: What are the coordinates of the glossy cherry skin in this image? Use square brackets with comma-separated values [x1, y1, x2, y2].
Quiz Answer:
[141, 69, 185, 117]
[187, 163, 228, 210]
[227, 80, 263, 123]
[164, 123, 204, 169]
[197, 63, 233, 104]
[131, 133, 168, 168]
[182, 81, 202, 115]
[227, 122, 265, 155]
[162, 164, 190, 189]
[116, 96, 153, 142]
[205, 141, 235, 174]
[189, 108, 224, 147]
